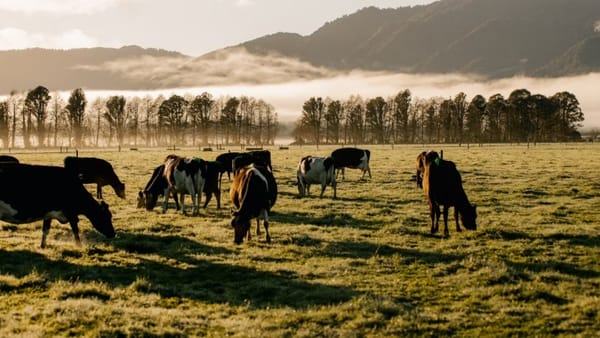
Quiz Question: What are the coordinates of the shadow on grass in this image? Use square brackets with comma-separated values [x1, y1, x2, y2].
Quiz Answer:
[271, 210, 379, 230]
[319, 240, 465, 263]
[0, 235, 358, 309]
[542, 233, 600, 248]
[506, 260, 599, 279]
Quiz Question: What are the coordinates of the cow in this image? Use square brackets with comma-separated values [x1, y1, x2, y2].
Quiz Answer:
[232, 150, 272, 176]
[331, 147, 371, 180]
[162, 155, 206, 216]
[0, 164, 115, 248]
[416, 151, 439, 189]
[230, 164, 277, 244]
[423, 152, 477, 236]
[0, 155, 19, 163]
[297, 156, 336, 199]
[215, 151, 242, 183]
[64, 156, 126, 200]
[137, 164, 180, 211]
[202, 161, 222, 209]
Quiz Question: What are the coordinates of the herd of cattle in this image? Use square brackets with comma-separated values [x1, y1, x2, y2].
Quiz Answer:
[0, 146, 476, 247]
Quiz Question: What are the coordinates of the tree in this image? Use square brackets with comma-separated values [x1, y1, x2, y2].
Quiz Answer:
[65, 88, 87, 148]
[485, 94, 507, 142]
[126, 97, 141, 146]
[158, 95, 187, 145]
[220, 97, 240, 145]
[551, 91, 584, 141]
[0, 100, 9, 147]
[365, 96, 387, 144]
[393, 89, 411, 143]
[105, 96, 127, 147]
[189, 92, 214, 146]
[299, 97, 325, 146]
[325, 99, 342, 144]
[453, 92, 467, 145]
[508, 89, 532, 143]
[466, 94, 486, 145]
[24, 85, 51, 147]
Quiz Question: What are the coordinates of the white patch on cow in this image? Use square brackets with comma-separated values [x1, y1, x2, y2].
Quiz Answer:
[0, 200, 18, 219]
[44, 210, 68, 223]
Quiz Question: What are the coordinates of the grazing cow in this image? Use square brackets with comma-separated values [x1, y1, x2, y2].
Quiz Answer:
[163, 155, 206, 216]
[0, 155, 19, 163]
[423, 152, 477, 236]
[232, 150, 272, 176]
[416, 151, 439, 189]
[331, 147, 371, 180]
[202, 161, 222, 209]
[230, 164, 277, 244]
[297, 156, 337, 199]
[215, 151, 242, 182]
[64, 156, 126, 200]
[137, 164, 180, 211]
[0, 164, 115, 248]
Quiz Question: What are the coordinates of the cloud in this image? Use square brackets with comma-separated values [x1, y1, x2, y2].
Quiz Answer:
[235, 0, 255, 6]
[0, 0, 128, 14]
[0, 27, 119, 50]
[595, 20, 600, 32]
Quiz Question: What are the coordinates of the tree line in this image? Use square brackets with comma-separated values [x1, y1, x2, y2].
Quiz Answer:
[0, 86, 279, 149]
[292, 89, 585, 145]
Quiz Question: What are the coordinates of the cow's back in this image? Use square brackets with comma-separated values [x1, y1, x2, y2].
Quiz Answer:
[0, 164, 90, 220]
[424, 160, 466, 206]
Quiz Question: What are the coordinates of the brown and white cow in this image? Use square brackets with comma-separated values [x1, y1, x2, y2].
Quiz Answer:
[423, 152, 477, 236]
[297, 156, 336, 199]
[230, 164, 277, 244]
[0, 163, 115, 248]
[331, 147, 371, 180]
[64, 156, 126, 200]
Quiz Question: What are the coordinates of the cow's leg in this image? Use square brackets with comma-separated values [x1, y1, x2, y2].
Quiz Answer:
[216, 189, 221, 209]
[256, 217, 261, 236]
[454, 208, 461, 232]
[203, 192, 211, 208]
[41, 219, 52, 248]
[69, 218, 82, 247]
[263, 211, 271, 243]
[96, 184, 103, 200]
[442, 205, 450, 237]
[179, 193, 187, 215]
[162, 188, 170, 213]
[319, 182, 326, 198]
[173, 192, 180, 210]
[429, 203, 436, 234]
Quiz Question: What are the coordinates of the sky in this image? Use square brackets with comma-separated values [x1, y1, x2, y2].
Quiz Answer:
[0, 0, 437, 56]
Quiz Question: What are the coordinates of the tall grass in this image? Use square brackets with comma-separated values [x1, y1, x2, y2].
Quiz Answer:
[0, 144, 599, 337]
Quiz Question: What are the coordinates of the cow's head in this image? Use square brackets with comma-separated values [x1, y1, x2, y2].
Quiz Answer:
[91, 201, 116, 238]
[143, 191, 159, 211]
[116, 182, 126, 199]
[460, 204, 477, 230]
[230, 211, 250, 245]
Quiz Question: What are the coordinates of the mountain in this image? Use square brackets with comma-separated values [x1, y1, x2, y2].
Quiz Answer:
[0, 46, 186, 94]
[1, 0, 600, 94]
[237, 0, 600, 78]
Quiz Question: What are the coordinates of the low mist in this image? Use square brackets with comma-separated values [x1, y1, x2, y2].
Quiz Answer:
[79, 48, 600, 129]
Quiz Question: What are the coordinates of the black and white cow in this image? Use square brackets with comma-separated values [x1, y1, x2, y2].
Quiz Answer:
[331, 147, 371, 180]
[64, 156, 126, 200]
[297, 156, 337, 199]
[0, 164, 115, 248]
[163, 155, 207, 216]
[230, 164, 277, 244]
[137, 163, 180, 211]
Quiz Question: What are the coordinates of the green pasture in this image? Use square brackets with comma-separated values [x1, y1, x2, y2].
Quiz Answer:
[0, 144, 599, 337]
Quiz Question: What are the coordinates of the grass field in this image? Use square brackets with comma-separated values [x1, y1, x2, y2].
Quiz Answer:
[1, 143, 599, 337]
